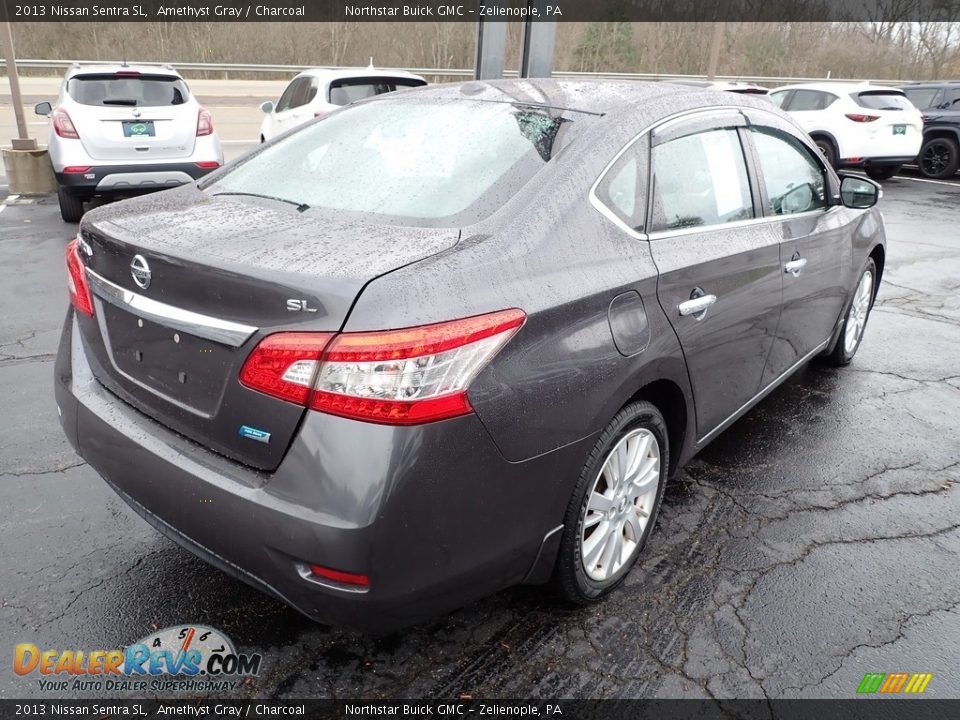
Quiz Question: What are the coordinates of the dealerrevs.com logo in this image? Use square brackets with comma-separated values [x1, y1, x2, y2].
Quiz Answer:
[14, 625, 262, 693]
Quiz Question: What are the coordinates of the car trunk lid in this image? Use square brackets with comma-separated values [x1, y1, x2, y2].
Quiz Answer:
[75, 187, 459, 470]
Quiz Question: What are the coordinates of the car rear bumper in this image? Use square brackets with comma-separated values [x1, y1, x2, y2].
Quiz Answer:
[55, 312, 587, 632]
[55, 162, 217, 196]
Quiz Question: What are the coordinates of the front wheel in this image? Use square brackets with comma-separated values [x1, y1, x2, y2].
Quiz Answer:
[553, 401, 669, 603]
[828, 258, 876, 366]
[919, 137, 959, 179]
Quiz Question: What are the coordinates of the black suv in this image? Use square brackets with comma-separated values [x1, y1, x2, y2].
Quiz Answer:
[901, 82, 960, 179]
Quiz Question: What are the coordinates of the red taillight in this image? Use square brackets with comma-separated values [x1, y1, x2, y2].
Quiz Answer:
[62, 166, 91, 174]
[65, 238, 94, 317]
[115, 70, 141, 77]
[239, 332, 334, 405]
[845, 113, 880, 123]
[195, 161, 220, 169]
[308, 564, 369, 588]
[52, 107, 80, 139]
[240, 309, 526, 426]
[196, 107, 214, 136]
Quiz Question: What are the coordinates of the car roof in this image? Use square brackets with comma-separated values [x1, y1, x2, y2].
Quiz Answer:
[385, 78, 778, 120]
[66, 62, 182, 78]
[772, 82, 905, 94]
[293, 67, 426, 83]
[666, 80, 768, 93]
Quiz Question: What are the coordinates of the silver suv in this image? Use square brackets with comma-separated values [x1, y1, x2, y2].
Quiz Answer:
[35, 62, 223, 222]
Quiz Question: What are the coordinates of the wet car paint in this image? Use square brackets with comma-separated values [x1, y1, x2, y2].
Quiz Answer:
[0, 174, 957, 697]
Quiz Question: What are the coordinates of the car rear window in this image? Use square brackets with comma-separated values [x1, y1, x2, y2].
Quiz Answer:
[328, 77, 427, 106]
[67, 74, 190, 107]
[208, 99, 573, 226]
[853, 91, 913, 111]
[903, 88, 942, 110]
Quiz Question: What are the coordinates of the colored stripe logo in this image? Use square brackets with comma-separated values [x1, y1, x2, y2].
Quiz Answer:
[857, 672, 933, 694]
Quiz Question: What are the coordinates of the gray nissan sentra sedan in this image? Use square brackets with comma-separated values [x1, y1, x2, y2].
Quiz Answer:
[55, 80, 885, 632]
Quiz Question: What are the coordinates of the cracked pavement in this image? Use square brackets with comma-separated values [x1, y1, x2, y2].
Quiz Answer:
[1, 175, 958, 700]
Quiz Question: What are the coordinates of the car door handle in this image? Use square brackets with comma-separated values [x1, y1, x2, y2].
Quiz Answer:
[784, 258, 808, 276]
[678, 294, 717, 317]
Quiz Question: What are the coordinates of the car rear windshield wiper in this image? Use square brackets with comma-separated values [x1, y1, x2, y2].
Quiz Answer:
[101, 98, 139, 106]
[211, 191, 310, 213]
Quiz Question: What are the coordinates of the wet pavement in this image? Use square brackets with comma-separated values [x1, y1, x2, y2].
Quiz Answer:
[1, 174, 958, 700]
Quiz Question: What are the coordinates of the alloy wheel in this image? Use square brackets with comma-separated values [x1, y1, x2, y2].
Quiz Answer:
[580, 428, 661, 582]
[922, 141, 952, 176]
[844, 270, 874, 355]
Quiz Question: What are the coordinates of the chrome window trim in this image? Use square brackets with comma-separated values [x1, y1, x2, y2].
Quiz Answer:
[588, 104, 827, 241]
[85, 267, 258, 348]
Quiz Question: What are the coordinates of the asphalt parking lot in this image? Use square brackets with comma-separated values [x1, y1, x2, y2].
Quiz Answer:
[1, 172, 958, 700]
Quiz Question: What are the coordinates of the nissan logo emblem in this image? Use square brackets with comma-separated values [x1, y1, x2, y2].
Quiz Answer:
[130, 254, 152, 290]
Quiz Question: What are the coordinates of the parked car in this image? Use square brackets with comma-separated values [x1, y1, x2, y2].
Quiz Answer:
[769, 82, 922, 180]
[35, 62, 223, 223]
[55, 80, 885, 632]
[258, 67, 427, 142]
[667, 79, 770, 97]
[900, 82, 960, 178]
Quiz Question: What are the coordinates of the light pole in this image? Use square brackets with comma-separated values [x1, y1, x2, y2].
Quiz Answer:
[1, 19, 37, 150]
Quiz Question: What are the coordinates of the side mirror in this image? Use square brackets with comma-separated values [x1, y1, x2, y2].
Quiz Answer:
[839, 174, 881, 209]
[35, 101, 52, 116]
[259, 101, 274, 114]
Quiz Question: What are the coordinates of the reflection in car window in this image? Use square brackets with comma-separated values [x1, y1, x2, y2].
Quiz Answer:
[651, 128, 753, 232]
[750, 128, 827, 216]
[211, 100, 571, 225]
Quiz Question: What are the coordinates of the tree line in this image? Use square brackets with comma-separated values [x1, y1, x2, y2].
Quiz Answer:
[9, 21, 960, 81]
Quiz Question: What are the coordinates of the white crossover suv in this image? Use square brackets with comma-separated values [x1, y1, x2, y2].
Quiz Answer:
[258, 67, 427, 142]
[35, 62, 223, 222]
[769, 82, 923, 180]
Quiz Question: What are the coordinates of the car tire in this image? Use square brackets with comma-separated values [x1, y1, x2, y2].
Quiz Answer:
[813, 137, 838, 169]
[866, 164, 900, 181]
[57, 187, 85, 223]
[918, 136, 959, 179]
[828, 258, 877, 367]
[553, 401, 669, 604]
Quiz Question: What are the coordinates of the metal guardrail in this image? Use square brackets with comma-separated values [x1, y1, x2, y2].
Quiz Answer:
[7, 59, 906, 86]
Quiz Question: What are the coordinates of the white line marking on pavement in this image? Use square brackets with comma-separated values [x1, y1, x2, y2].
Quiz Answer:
[899, 176, 960, 187]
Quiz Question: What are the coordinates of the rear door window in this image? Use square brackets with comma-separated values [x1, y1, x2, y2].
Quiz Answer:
[328, 77, 427, 106]
[769, 91, 791, 109]
[67, 74, 190, 106]
[854, 91, 914, 111]
[650, 128, 754, 232]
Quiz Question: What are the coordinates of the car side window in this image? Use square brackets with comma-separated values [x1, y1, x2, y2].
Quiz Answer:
[650, 128, 753, 232]
[288, 78, 312, 109]
[769, 91, 790, 109]
[904, 88, 942, 110]
[275, 79, 300, 113]
[750, 128, 828, 216]
[945, 88, 960, 107]
[789, 90, 832, 111]
[595, 138, 648, 233]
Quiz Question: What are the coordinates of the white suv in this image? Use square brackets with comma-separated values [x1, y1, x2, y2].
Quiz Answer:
[258, 67, 427, 142]
[770, 82, 923, 180]
[35, 63, 223, 222]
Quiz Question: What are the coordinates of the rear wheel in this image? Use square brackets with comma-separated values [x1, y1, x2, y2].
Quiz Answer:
[813, 137, 837, 169]
[828, 258, 876, 366]
[57, 187, 84, 223]
[866, 164, 900, 181]
[919, 137, 959, 179]
[554, 401, 668, 603]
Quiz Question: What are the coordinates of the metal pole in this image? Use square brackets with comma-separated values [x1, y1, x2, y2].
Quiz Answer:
[706, 22, 725, 81]
[474, 1, 507, 80]
[519, 12, 556, 78]
[1, 19, 36, 150]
